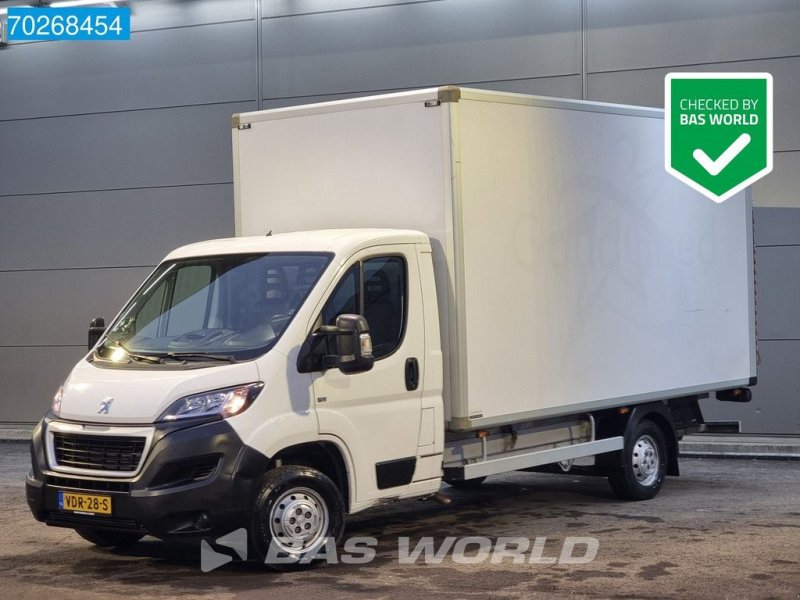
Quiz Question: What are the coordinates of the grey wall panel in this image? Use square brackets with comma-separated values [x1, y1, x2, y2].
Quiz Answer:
[754, 207, 800, 246]
[471, 75, 582, 99]
[261, 0, 580, 99]
[754, 246, 800, 341]
[586, 57, 800, 152]
[261, 91, 395, 110]
[752, 152, 800, 209]
[0, 21, 257, 120]
[0, 267, 154, 347]
[0, 346, 87, 423]
[0, 184, 233, 271]
[0, 0, 796, 433]
[587, 0, 800, 72]
[701, 340, 800, 434]
[260, 75, 583, 109]
[263, 0, 441, 18]
[130, 0, 254, 30]
[0, 101, 255, 197]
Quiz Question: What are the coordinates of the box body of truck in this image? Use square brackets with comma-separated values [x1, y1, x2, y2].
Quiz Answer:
[232, 86, 756, 433]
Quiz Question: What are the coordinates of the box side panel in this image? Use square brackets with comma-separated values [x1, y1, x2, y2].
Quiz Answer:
[233, 98, 457, 404]
[455, 98, 754, 427]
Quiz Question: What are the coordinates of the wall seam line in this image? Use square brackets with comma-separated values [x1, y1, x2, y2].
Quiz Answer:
[589, 53, 800, 76]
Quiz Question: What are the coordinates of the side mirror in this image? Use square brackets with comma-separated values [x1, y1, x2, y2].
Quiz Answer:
[332, 314, 374, 374]
[297, 314, 374, 374]
[88, 317, 106, 350]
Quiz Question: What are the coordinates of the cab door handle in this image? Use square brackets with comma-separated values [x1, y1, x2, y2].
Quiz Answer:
[405, 357, 419, 391]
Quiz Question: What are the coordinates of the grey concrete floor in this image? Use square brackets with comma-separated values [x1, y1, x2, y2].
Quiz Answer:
[0, 443, 798, 599]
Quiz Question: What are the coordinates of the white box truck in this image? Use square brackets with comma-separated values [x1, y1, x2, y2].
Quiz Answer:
[27, 87, 756, 569]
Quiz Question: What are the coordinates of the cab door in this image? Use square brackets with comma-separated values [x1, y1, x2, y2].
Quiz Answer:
[311, 244, 425, 505]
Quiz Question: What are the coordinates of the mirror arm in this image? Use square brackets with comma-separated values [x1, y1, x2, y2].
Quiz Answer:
[297, 329, 339, 373]
[321, 354, 341, 369]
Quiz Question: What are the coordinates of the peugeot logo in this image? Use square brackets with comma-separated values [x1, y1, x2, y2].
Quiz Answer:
[98, 397, 114, 415]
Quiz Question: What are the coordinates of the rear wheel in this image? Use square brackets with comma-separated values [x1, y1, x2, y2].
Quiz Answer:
[75, 528, 144, 548]
[250, 465, 345, 571]
[608, 419, 667, 501]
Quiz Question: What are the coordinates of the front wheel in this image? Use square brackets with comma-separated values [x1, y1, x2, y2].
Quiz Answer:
[250, 465, 345, 571]
[608, 419, 667, 501]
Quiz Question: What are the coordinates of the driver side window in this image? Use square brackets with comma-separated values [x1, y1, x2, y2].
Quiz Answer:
[320, 256, 406, 359]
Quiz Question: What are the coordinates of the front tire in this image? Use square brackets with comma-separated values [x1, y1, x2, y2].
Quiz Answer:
[75, 528, 144, 548]
[608, 419, 667, 501]
[250, 465, 345, 571]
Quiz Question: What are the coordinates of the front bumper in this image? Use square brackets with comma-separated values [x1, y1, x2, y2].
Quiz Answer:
[26, 416, 270, 538]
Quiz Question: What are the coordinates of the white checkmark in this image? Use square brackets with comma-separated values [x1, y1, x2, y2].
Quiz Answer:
[692, 133, 751, 176]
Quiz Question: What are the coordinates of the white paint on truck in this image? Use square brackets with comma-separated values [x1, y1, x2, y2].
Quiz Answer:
[27, 88, 755, 568]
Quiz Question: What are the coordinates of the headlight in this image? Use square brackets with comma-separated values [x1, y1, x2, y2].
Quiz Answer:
[52, 385, 64, 417]
[158, 382, 264, 422]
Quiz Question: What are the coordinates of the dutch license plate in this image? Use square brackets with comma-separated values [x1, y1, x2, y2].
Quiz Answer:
[58, 491, 112, 515]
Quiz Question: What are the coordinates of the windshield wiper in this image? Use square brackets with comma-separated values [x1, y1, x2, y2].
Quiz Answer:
[104, 340, 164, 364]
[99, 340, 237, 364]
[165, 353, 238, 363]
[128, 353, 165, 364]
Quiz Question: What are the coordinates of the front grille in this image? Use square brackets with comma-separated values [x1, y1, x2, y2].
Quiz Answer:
[45, 511, 144, 532]
[46, 475, 131, 493]
[53, 433, 145, 472]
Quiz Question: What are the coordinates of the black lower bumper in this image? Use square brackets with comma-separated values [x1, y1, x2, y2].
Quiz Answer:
[26, 416, 270, 539]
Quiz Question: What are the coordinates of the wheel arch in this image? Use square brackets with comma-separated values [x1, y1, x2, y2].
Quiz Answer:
[594, 401, 680, 476]
[268, 439, 352, 512]
[627, 403, 680, 477]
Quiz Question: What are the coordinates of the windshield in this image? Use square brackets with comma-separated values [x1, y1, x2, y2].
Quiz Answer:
[96, 253, 331, 364]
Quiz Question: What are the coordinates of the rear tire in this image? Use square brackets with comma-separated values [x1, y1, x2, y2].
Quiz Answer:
[75, 528, 144, 548]
[250, 465, 346, 571]
[608, 419, 667, 501]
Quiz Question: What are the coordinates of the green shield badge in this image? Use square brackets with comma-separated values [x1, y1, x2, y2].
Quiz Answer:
[665, 73, 772, 203]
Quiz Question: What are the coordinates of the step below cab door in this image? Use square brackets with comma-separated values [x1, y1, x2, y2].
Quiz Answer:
[310, 244, 427, 507]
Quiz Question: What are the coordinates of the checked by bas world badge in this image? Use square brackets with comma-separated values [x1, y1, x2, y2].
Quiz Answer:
[665, 73, 773, 203]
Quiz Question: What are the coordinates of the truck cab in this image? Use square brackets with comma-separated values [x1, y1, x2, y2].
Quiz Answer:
[27, 229, 444, 563]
